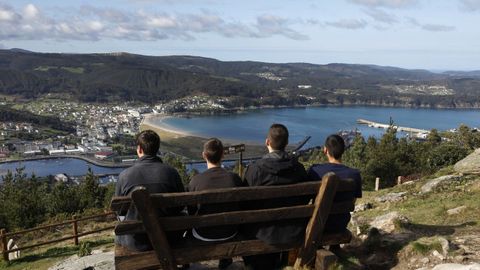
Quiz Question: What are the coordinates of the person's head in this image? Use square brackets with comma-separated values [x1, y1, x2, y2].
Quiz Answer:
[202, 138, 224, 165]
[266, 123, 289, 151]
[135, 130, 160, 157]
[324, 134, 345, 161]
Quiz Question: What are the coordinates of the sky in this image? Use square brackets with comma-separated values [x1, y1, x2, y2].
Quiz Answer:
[1, 0, 480, 70]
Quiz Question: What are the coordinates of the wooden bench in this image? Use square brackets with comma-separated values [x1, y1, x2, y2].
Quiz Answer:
[110, 172, 356, 269]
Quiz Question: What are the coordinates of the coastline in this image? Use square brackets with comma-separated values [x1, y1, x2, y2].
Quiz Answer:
[140, 114, 267, 160]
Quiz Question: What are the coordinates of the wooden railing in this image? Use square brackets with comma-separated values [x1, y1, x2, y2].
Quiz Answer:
[0, 211, 116, 262]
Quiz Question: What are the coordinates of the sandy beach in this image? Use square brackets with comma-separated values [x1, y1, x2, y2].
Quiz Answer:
[140, 113, 266, 160]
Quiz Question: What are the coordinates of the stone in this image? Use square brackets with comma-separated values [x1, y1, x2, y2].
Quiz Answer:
[48, 251, 114, 270]
[354, 202, 373, 212]
[454, 148, 480, 174]
[447, 205, 467, 215]
[420, 257, 430, 264]
[431, 263, 480, 270]
[375, 192, 408, 203]
[421, 175, 462, 193]
[432, 250, 445, 260]
[369, 211, 409, 233]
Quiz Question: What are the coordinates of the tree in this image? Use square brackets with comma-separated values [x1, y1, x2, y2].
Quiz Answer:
[78, 168, 103, 210]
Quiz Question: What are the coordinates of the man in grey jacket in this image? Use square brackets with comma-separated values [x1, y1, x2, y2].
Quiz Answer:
[115, 130, 184, 251]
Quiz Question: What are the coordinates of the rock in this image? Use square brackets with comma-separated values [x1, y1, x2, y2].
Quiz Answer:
[431, 263, 480, 270]
[354, 202, 373, 212]
[415, 236, 450, 257]
[375, 192, 408, 203]
[432, 250, 445, 260]
[48, 251, 114, 270]
[454, 148, 480, 174]
[447, 205, 467, 215]
[420, 257, 430, 264]
[421, 175, 462, 193]
[370, 211, 409, 233]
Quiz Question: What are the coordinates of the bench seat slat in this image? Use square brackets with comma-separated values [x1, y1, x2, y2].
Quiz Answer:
[114, 200, 354, 235]
[115, 231, 352, 269]
[111, 179, 356, 212]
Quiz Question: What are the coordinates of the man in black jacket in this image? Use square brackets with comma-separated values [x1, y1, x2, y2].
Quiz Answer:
[243, 123, 308, 270]
[115, 130, 185, 251]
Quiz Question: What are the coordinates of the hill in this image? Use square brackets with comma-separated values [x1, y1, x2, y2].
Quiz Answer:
[1, 49, 480, 108]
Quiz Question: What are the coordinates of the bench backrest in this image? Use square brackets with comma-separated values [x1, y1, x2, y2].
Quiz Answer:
[111, 172, 356, 270]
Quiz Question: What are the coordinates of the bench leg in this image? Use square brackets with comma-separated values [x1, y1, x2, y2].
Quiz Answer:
[315, 249, 337, 270]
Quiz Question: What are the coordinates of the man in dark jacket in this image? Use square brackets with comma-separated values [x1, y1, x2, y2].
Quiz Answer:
[243, 123, 308, 270]
[115, 130, 185, 251]
[188, 138, 243, 269]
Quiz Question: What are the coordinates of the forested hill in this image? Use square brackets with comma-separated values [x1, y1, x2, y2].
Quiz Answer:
[1, 49, 480, 108]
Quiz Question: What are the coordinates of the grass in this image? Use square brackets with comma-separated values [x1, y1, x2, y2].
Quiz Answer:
[0, 237, 113, 270]
[34, 66, 84, 74]
[410, 240, 443, 255]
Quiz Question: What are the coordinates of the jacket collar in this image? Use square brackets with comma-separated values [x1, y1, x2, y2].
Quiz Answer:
[263, 150, 288, 160]
[138, 155, 162, 163]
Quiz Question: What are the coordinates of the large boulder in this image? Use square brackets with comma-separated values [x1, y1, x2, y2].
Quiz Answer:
[420, 175, 462, 193]
[429, 263, 480, 270]
[454, 148, 480, 174]
[370, 211, 409, 233]
[375, 192, 408, 203]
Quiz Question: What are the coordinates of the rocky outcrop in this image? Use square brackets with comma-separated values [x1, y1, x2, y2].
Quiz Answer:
[420, 263, 480, 270]
[369, 211, 409, 233]
[447, 205, 467, 215]
[375, 192, 408, 203]
[420, 175, 462, 193]
[454, 148, 480, 174]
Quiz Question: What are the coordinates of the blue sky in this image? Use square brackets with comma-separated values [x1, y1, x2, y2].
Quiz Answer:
[1, 0, 480, 70]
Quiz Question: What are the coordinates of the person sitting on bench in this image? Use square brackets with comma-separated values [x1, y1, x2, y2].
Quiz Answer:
[242, 123, 308, 270]
[115, 130, 185, 251]
[188, 138, 243, 269]
[307, 134, 362, 233]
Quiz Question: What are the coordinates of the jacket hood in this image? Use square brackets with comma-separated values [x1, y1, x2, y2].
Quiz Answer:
[257, 151, 300, 175]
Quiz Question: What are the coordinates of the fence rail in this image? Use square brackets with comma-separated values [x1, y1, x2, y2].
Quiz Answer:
[0, 211, 116, 262]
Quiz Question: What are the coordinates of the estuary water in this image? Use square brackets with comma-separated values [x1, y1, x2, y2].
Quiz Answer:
[158, 106, 480, 146]
[2, 106, 480, 178]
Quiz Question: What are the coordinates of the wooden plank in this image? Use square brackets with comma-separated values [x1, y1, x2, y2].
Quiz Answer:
[111, 179, 356, 212]
[315, 249, 338, 270]
[130, 187, 177, 270]
[114, 200, 354, 236]
[295, 173, 340, 268]
[114, 231, 351, 269]
[116, 205, 314, 235]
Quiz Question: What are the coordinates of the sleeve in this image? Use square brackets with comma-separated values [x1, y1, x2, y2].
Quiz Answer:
[243, 164, 256, 186]
[355, 171, 362, 198]
[115, 171, 125, 196]
[174, 170, 185, 192]
[307, 165, 321, 180]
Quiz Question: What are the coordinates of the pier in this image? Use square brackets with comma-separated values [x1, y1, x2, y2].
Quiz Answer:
[357, 119, 429, 134]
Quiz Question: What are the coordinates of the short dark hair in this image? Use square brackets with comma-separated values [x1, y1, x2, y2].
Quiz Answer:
[268, 123, 289, 150]
[325, 134, 345, 160]
[203, 138, 224, 164]
[136, 130, 160, 156]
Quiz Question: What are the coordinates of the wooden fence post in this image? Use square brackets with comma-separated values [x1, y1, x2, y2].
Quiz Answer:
[397, 176, 402, 185]
[1, 229, 9, 262]
[72, 215, 79, 246]
[375, 177, 380, 191]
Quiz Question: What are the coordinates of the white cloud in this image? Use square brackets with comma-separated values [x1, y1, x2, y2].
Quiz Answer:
[364, 8, 398, 24]
[459, 0, 480, 11]
[23, 4, 39, 19]
[326, 19, 368, 29]
[406, 17, 455, 32]
[348, 0, 418, 9]
[0, 43, 5, 49]
[0, 4, 308, 42]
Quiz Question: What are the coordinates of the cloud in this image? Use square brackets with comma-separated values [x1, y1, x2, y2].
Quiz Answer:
[348, 0, 418, 9]
[459, 0, 480, 11]
[255, 15, 309, 40]
[0, 43, 5, 49]
[326, 19, 368, 29]
[364, 8, 398, 24]
[0, 4, 308, 42]
[406, 17, 455, 32]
